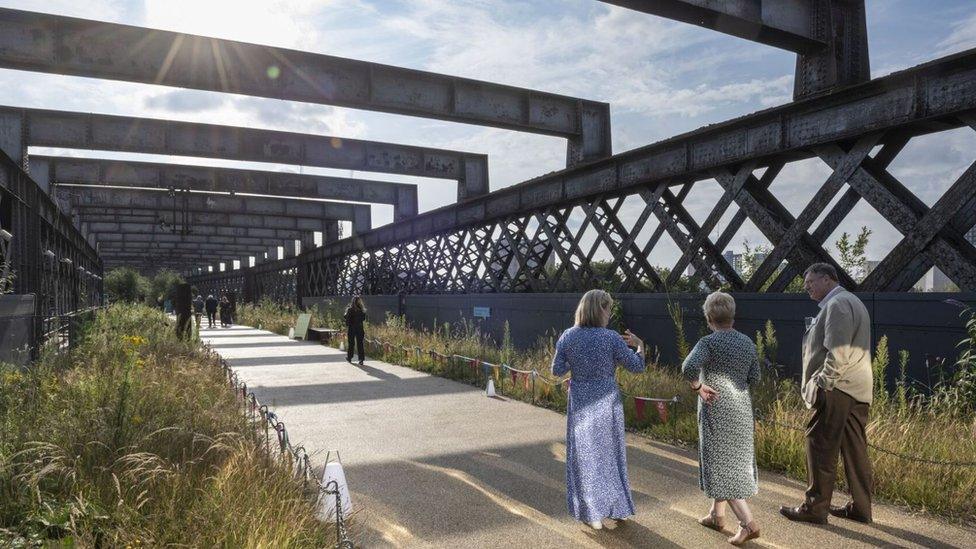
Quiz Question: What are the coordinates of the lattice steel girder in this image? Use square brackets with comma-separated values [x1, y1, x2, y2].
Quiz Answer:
[92, 231, 292, 248]
[306, 50, 976, 262]
[601, 0, 824, 53]
[0, 9, 611, 166]
[32, 156, 419, 221]
[0, 105, 489, 200]
[57, 187, 371, 233]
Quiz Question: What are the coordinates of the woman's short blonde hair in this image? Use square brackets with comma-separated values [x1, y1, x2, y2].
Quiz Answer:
[575, 289, 613, 328]
[703, 291, 735, 326]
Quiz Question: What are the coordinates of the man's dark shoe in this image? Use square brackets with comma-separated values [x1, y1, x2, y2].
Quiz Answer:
[829, 504, 872, 524]
[779, 505, 828, 524]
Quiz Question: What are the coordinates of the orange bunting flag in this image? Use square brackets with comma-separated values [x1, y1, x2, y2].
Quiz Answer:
[655, 401, 669, 423]
[634, 398, 646, 422]
[523, 373, 531, 390]
[510, 371, 520, 386]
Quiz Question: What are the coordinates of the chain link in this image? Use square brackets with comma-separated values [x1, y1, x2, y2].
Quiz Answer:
[214, 353, 354, 548]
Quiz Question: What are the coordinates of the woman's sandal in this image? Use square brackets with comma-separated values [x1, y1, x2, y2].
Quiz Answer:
[698, 512, 726, 531]
[728, 521, 760, 546]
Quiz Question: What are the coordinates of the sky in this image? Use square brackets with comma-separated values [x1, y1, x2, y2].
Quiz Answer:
[1, 0, 975, 275]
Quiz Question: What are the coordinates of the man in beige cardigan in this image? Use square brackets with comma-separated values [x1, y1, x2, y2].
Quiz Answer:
[780, 263, 874, 525]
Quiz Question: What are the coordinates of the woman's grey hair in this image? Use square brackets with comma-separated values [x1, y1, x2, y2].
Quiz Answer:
[574, 289, 613, 328]
[703, 291, 735, 326]
[350, 295, 366, 312]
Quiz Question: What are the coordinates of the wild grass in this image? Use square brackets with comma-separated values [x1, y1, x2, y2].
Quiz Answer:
[228, 300, 976, 523]
[0, 304, 331, 547]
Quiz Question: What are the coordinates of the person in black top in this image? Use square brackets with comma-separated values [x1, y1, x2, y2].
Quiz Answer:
[205, 294, 218, 328]
[219, 295, 232, 327]
[192, 294, 205, 331]
[344, 296, 367, 365]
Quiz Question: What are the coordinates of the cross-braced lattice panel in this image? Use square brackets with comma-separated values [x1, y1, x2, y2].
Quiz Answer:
[303, 120, 976, 296]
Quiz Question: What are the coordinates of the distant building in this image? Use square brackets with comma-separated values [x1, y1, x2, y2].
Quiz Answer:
[914, 267, 956, 292]
[722, 250, 767, 277]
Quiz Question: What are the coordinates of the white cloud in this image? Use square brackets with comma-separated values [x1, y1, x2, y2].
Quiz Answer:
[936, 11, 976, 55]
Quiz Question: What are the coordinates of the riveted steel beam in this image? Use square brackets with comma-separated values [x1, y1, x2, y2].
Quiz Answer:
[0, 105, 488, 200]
[57, 186, 371, 233]
[601, 1, 870, 99]
[0, 9, 610, 166]
[601, 0, 825, 53]
[91, 231, 291, 248]
[33, 155, 418, 221]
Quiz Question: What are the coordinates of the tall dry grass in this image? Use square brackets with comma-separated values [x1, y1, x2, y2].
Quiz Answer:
[0, 304, 331, 546]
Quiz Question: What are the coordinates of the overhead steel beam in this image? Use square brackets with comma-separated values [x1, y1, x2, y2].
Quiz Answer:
[100, 250, 249, 262]
[600, 0, 869, 99]
[306, 49, 976, 260]
[32, 155, 418, 221]
[91, 231, 292, 248]
[0, 106, 488, 200]
[99, 242, 273, 255]
[601, 0, 824, 53]
[76, 218, 322, 241]
[0, 9, 611, 166]
[57, 186, 371, 234]
[74, 211, 341, 242]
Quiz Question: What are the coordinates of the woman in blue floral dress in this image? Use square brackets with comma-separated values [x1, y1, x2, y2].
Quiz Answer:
[551, 289, 646, 530]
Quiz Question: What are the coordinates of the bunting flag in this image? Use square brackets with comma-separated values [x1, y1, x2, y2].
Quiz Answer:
[470, 358, 478, 373]
[510, 370, 520, 386]
[523, 372, 531, 391]
[655, 401, 669, 423]
[634, 397, 646, 422]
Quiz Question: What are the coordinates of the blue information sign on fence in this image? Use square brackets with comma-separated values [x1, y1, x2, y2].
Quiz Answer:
[473, 307, 491, 319]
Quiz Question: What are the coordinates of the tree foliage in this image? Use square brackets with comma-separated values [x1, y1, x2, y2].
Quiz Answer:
[104, 267, 149, 303]
[835, 226, 872, 282]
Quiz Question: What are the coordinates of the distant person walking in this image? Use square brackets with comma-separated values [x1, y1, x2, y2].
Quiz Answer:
[192, 294, 204, 331]
[781, 263, 874, 525]
[219, 295, 232, 328]
[550, 289, 646, 530]
[682, 291, 761, 545]
[344, 296, 367, 365]
[205, 294, 218, 329]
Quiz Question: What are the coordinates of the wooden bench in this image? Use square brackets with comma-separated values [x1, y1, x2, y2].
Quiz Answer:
[306, 327, 341, 344]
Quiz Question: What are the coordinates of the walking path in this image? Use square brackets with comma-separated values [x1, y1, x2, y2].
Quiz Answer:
[202, 325, 973, 548]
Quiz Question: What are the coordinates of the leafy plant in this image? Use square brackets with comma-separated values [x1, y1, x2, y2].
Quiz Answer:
[872, 335, 890, 408]
[835, 226, 872, 282]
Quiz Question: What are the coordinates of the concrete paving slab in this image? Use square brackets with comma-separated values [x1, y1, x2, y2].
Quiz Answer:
[202, 325, 975, 548]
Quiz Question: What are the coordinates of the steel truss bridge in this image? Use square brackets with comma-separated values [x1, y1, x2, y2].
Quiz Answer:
[0, 2, 973, 354]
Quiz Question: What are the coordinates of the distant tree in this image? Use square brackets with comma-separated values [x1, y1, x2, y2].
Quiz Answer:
[835, 226, 872, 282]
[148, 269, 185, 305]
[104, 267, 149, 303]
[588, 260, 625, 290]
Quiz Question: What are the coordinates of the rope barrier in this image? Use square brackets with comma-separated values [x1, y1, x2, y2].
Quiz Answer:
[338, 336, 976, 468]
